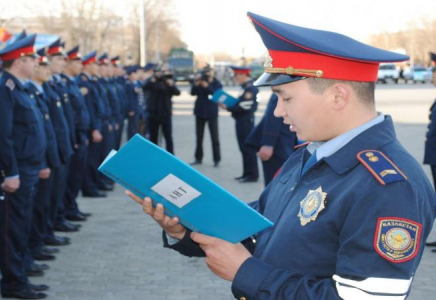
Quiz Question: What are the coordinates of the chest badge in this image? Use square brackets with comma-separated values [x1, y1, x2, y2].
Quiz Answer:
[298, 187, 327, 226]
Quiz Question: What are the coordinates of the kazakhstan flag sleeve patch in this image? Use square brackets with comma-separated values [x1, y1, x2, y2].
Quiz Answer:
[374, 217, 422, 263]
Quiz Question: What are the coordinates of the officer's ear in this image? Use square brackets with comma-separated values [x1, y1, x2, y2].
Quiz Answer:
[329, 83, 350, 111]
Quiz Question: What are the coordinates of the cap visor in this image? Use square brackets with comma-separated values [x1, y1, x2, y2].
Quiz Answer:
[254, 72, 305, 87]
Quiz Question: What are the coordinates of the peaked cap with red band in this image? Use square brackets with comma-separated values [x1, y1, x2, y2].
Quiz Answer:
[47, 38, 66, 57]
[110, 55, 120, 65]
[247, 12, 409, 86]
[37, 47, 49, 66]
[67, 45, 81, 60]
[0, 34, 38, 62]
[82, 51, 97, 66]
[230, 65, 251, 75]
[98, 53, 110, 65]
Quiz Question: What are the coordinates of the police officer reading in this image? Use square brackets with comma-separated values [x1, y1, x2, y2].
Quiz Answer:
[127, 12, 435, 300]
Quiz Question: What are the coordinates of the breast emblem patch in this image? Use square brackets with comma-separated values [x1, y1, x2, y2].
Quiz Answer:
[298, 187, 327, 226]
[374, 218, 422, 263]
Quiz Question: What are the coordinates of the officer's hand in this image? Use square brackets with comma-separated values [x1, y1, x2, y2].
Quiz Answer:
[128, 111, 135, 117]
[190, 232, 252, 281]
[92, 130, 103, 143]
[125, 190, 187, 240]
[1, 178, 20, 193]
[108, 124, 113, 132]
[200, 81, 208, 88]
[219, 103, 227, 109]
[166, 79, 174, 86]
[115, 123, 120, 131]
[258, 146, 274, 161]
[39, 168, 51, 179]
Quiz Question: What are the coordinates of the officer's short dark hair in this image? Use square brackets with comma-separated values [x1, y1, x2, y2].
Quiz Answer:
[2, 60, 14, 70]
[306, 78, 375, 105]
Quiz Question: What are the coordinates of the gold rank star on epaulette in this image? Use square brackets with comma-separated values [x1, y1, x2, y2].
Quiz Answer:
[357, 150, 407, 185]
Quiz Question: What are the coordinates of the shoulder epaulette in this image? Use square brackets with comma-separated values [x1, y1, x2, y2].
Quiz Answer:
[5, 79, 15, 91]
[357, 150, 407, 185]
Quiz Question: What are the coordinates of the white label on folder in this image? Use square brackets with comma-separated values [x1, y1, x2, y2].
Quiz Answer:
[151, 174, 201, 208]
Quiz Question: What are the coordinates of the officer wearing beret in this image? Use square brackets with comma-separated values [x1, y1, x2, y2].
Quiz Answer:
[245, 93, 297, 186]
[223, 66, 259, 182]
[190, 66, 223, 167]
[0, 34, 49, 299]
[76, 51, 106, 198]
[424, 52, 436, 251]
[128, 12, 436, 300]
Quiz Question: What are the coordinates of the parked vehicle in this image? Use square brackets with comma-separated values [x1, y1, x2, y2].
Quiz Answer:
[412, 67, 431, 83]
[167, 48, 195, 82]
[377, 63, 400, 84]
[402, 66, 432, 84]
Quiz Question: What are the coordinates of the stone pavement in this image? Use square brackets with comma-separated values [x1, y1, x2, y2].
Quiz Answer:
[28, 84, 436, 300]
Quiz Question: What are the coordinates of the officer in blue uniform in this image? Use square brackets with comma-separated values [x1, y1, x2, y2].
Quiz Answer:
[224, 66, 259, 182]
[245, 93, 297, 186]
[125, 65, 141, 139]
[62, 45, 91, 221]
[0, 34, 49, 300]
[27, 48, 61, 268]
[46, 39, 80, 233]
[94, 54, 114, 191]
[423, 52, 436, 252]
[190, 66, 223, 167]
[128, 12, 436, 300]
[76, 51, 106, 197]
[110, 56, 127, 149]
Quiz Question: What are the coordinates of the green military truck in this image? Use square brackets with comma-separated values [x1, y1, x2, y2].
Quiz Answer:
[168, 48, 194, 82]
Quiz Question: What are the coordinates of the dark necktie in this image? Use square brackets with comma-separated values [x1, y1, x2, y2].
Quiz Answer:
[302, 150, 317, 175]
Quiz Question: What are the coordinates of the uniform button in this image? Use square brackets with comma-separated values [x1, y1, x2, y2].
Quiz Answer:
[240, 297, 247, 300]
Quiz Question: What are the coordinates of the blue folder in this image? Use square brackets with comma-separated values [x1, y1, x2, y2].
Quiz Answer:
[210, 89, 239, 108]
[98, 134, 273, 243]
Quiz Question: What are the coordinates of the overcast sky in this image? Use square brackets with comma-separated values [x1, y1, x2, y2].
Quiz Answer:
[3, 0, 436, 58]
[173, 0, 436, 57]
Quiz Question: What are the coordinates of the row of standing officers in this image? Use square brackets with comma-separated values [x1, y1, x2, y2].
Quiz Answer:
[0, 31, 298, 299]
[0, 32, 179, 299]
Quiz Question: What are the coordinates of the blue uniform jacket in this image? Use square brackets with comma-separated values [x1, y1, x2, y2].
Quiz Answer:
[0, 72, 47, 177]
[423, 99, 436, 165]
[51, 76, 77, 149]
[61, 74, 91, 145]
[191, 78, 222, 119]
[164, 115, 436, 300]
[113, 77, 128, 117]
[101, 78, 121, 124]
[27, 83, 61, 169]
[245, 94, 297, 161]
[227, 80, 259, 117]
[96, 78, 112, 126]
[43, 81, 73, 164]
[76, 73, 104, 133]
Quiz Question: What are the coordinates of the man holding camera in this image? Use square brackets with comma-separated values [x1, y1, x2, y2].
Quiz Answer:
[190, 66, 223, 167]
[144, 66, 180, 154]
